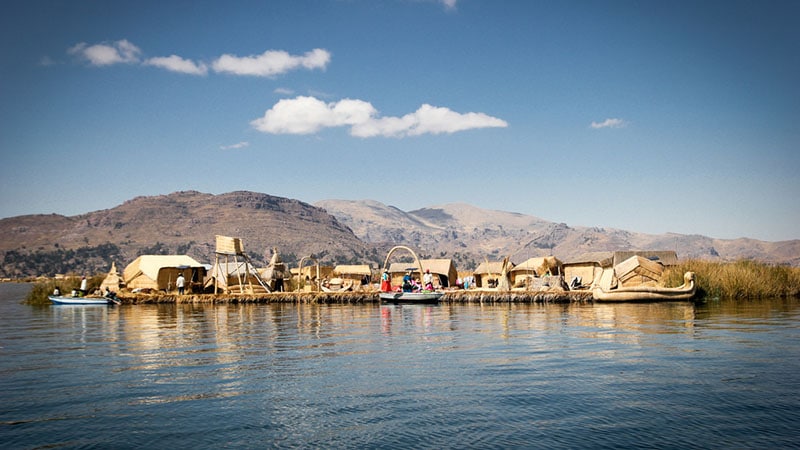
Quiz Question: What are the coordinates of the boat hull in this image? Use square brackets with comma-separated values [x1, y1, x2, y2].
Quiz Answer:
[49, 296, 114, 305]
[379, 291, 444, 304]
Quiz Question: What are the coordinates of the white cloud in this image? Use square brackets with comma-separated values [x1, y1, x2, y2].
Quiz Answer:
[251, 96, 376, 135]
[251, 96, 508, 138]
[274, 87, 295, 96]
[441, 0, 458, 10]
[220, 141, 250, 150]
[212, 48, 331, 77]
[68, 40, 329, 78]
[39, 56, 57, 66]
[68, 39, 141, 66]
[590, 118, 627, 129]
[144, 55, 208, 75]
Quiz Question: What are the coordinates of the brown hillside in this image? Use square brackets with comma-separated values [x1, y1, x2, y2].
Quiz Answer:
[0, 191, 376, 278]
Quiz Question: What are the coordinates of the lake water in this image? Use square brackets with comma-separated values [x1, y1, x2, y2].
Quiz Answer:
[1, 283, 798, 449]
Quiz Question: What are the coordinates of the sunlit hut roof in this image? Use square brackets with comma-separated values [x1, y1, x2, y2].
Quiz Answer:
[563, 251, 678, 268]
[422, 259, 457, 276]
[563, 252, 615, 268]
[611, 251, 678, 266]
[123, 255, 205, 283]
[509, 256, 562, 276]
[474, 260, 511, 275]
[333, 265, 371, 276]
[388, 259, 454, 276]
[388, 262, 418, 273]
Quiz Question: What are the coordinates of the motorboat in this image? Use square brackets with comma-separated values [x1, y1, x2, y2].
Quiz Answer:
[49, 295, 120, 305]
[380, 245, 444, 304]
[379, 290, 444, 304]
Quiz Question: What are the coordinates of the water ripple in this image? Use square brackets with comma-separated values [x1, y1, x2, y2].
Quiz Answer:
[1, 289, 798, 449]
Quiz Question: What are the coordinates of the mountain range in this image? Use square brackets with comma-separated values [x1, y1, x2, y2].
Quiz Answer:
[0, 190, 797, 278]
[315, 199, 800, 269]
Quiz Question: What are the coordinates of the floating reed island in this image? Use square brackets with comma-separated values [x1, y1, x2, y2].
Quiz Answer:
[113, 289, 594, 305]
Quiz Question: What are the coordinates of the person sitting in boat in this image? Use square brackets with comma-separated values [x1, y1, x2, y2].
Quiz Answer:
[402, 271, 413, 292]
[53, 286, 61, 296]
[104, 287, 117, 300]
[423, 269, 434, 291]
[380, 269, 392, 292]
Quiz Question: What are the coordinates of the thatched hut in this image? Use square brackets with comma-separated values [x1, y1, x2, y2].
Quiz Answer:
[122, 255, 206, 293]
[387, 258, 457, 288]
[294, 264, 334, 281]
[473, 260, 512, 288]
[509, 256, 562, 285]
[562, 252, 614, 289]
[420, 259, 458, 288]
[331, 264, 373, 291]
[563, 251, 679, 289]
[99, 262, 124, 293]
[291, 264, 334, 292]
[260, 248, 290, 292]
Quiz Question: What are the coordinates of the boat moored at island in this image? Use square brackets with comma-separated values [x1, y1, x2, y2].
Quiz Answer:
[380, 245, 444, 304]
[49, 295, 120, 305]
[379, 290, 444, 304]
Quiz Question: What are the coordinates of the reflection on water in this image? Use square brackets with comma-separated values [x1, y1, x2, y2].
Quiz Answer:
[1, 284, 798, 449]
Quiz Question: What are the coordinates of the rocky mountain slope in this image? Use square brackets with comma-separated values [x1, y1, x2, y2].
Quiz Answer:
[0, 191, 375, 278]
[1, 191, 796, 278]
[314, 199, 800, 269]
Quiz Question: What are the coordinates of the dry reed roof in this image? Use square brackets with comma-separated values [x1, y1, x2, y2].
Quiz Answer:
[564, 251, 678, 267]
[333, 265, 372, 276]
[474, 261, 510, 275]
[123, 255, 204, 282]
[510, 256, 562, 275]
[388, 259, 455, 276]
[421, 259, 457, 276]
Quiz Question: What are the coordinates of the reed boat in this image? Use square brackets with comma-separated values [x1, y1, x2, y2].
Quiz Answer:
[592, 271, 696, 302]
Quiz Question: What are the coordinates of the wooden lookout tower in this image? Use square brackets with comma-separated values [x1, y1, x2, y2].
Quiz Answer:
[210, 235, 271, 294]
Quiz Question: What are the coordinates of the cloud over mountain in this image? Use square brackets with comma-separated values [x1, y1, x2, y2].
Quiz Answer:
[250, 96, 508, 137]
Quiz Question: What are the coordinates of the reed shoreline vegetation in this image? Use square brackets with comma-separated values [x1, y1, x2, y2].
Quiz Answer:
[16, 260, 800, 306]
[663, 260, 800, 299]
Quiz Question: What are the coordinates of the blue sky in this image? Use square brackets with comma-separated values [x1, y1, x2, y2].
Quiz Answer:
[1, 0, 798, 242]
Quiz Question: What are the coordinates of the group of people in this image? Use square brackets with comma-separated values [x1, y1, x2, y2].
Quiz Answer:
[380, 268, 435, 293]
[52, 275, 91, 297]
[52, 275, 118, 299]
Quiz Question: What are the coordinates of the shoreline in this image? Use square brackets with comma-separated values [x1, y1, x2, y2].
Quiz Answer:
[112, 289, 596, 304]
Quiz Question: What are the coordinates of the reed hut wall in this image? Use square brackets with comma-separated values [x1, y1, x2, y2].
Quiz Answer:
[387, 259, 457, 288]
[473, 261, 509, 288]
[509, 256, 562, 284]
[123, 255, 206, 292]
[333, 264, 372, 284]
[99, 262, 124, 292]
